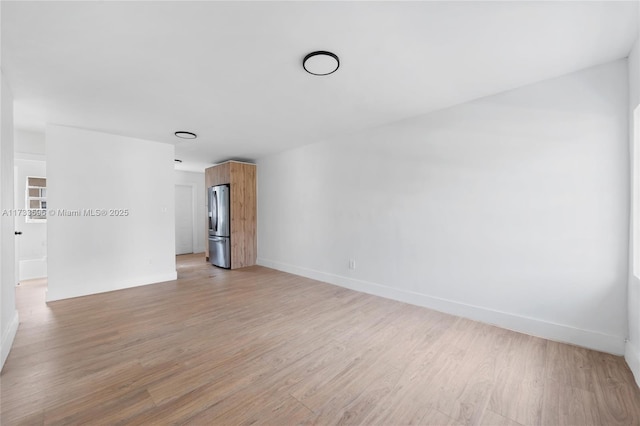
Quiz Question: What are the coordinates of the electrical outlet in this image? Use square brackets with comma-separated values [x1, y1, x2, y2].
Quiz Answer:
[349, 259, 356, 270]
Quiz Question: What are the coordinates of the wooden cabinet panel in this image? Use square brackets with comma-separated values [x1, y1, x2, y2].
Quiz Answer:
[204, 161, 256, 269]
[204, 161, 230, 189]
[229, 162, 256, 268]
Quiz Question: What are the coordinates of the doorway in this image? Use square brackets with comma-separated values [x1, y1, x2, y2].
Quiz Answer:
[175, 184, 196, 255]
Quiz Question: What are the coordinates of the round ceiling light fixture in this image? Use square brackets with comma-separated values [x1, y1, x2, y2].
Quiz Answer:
[175, 131, 197, 139]
[303, 51, 340, 76]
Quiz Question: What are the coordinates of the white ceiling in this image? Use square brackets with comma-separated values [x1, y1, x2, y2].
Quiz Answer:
[2, 1, 638, 172]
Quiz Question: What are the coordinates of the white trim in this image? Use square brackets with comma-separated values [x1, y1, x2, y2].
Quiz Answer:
[175, 183, 198, 254]
[633, 105, 640, 279]
[1, 311, 19, 371]
[626, 340, 640, 387]
[257, 257, 626, 355]
[45, 271, 177, 302]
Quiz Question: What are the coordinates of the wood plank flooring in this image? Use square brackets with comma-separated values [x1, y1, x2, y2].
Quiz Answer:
[2, 253, 640, 425]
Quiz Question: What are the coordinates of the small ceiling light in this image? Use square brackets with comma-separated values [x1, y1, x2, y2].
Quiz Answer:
[174, 159, 183, 163]
[303, 51, 340, 76]
[175, 131, 197, 139]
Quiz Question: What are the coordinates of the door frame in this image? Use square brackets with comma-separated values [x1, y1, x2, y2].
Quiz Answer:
[13, 166, 20, 285]
[175, 183, 198, 254]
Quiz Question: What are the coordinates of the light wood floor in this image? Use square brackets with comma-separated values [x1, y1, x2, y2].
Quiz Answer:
[2, 254, 640, 425]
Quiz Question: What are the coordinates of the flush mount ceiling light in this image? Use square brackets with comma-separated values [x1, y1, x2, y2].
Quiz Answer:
[175, 131, 197, 139]
[303, 51, 340, 76]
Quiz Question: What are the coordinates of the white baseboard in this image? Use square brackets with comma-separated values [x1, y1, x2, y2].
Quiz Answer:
[257, 258, 625, 355]
[1, 311, 19, 371]
[626, 341, 640, 387]
[46, 271, 178, 302]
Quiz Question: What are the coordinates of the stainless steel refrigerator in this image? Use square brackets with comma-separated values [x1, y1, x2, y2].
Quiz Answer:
[208, 184, 231, 268]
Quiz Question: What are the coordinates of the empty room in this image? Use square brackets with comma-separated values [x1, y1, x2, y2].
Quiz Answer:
[1, 1, 640, 425]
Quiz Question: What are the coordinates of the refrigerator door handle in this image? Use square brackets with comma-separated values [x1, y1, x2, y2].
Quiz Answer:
[213, 189, 219, 233]
[208, 187, 213, 232]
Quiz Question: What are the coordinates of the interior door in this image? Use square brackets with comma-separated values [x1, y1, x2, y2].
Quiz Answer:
[175, 184, 194, 255]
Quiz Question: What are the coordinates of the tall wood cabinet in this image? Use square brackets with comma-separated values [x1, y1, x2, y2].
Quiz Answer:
[205, 161, 257, 269]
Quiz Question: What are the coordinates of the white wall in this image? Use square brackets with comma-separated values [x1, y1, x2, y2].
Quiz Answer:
[14, 158, 47, 280]
[1, 70, 19, 370]
[626, 33, 640, 383]
[14, 129, 45, 158]
[46, 125, 177, 301]
[174, 170, 206, 254]
[258, 60, 630, 355]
